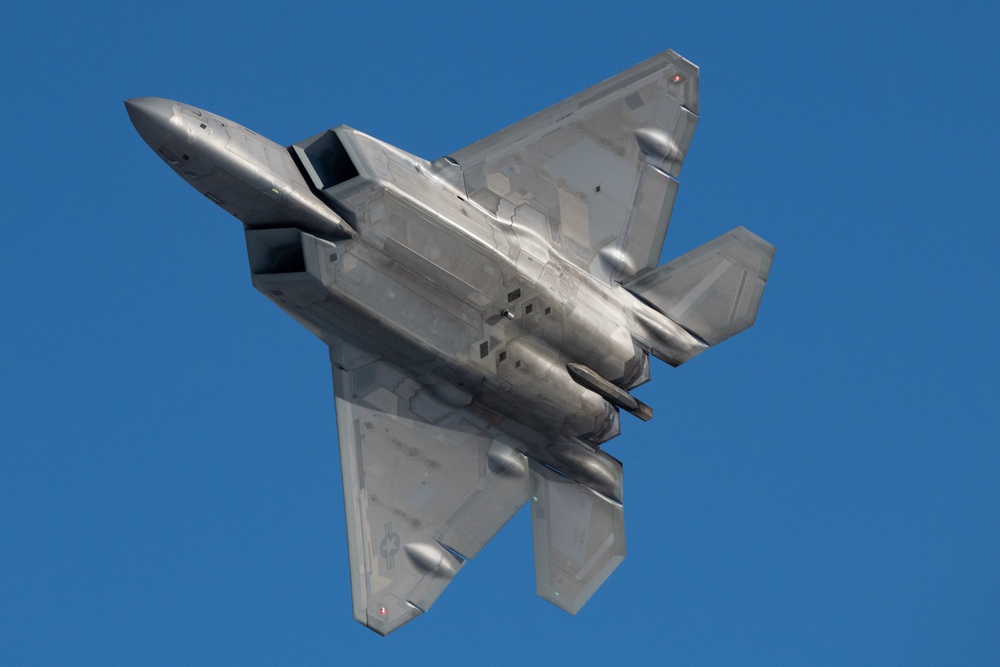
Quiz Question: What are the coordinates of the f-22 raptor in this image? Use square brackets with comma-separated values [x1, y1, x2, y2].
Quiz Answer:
[126, 49, 774, 635]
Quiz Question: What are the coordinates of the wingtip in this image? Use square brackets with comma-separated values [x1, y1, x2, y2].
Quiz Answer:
[358, 599, 424, 636]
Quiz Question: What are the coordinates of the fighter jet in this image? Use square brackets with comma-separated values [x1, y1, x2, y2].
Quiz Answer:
[126, 49, 774, 635]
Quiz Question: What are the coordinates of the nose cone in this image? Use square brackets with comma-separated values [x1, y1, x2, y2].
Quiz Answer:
[125, 97, 175, 148]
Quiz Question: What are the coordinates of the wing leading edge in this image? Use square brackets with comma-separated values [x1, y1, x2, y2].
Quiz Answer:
[447, 49, 699, 285]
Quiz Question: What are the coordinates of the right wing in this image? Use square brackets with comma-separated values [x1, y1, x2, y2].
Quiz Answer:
[330, 341, 531, 635]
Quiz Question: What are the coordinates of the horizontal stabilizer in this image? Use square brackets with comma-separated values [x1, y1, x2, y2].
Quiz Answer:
[529, 459, 625, 615]
[624, 227, 774, 346]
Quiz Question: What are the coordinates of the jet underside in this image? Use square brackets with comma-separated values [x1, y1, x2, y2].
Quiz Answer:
[126, 49, 775, 635]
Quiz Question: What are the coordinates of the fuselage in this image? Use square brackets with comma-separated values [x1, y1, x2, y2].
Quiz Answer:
[125, 97, 705, 471]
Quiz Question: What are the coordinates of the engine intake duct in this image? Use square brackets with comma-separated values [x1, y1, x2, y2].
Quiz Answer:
[567, 363, 652, 422]
[291, 129, 361, 192]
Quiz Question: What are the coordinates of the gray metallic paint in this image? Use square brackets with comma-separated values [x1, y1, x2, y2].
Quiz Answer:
[126, 49, 774, 635]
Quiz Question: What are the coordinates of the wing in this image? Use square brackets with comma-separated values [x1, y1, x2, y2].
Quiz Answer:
[330, 341, 531, 635]
[448, 49, 699, 284]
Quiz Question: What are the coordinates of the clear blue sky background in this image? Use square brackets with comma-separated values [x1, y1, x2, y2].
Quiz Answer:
[2, 1, 998, 664]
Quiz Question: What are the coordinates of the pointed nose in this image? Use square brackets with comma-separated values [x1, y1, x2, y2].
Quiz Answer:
[125, 97, 175, 148]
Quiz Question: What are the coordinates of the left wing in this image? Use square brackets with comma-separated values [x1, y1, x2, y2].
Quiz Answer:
[330, 343, 530, 635]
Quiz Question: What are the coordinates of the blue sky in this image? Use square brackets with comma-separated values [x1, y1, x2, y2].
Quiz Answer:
[2, 1, 998, 664]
